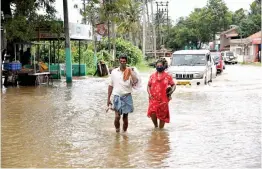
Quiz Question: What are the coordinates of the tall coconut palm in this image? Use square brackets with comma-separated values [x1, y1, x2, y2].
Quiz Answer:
[116, 0, 143, 46]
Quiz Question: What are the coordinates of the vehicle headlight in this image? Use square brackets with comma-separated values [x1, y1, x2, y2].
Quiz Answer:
[193, 73, 204, 78]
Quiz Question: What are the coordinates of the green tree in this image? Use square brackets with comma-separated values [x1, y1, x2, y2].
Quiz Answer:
[117, 0, 143, 45]
[1, 0, 56, 56]
[206, 0, 231, 39]
[238, 0, 261, 37]
[232, 8, 247, 25]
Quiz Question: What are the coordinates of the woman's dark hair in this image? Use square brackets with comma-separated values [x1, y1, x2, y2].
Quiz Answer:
[155, 58, 168, 69]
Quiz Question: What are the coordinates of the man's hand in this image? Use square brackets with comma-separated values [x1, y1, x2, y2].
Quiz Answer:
[107, 100, 112, 107]
[108, 85, 113, 106]
[130, 68, 138, 84]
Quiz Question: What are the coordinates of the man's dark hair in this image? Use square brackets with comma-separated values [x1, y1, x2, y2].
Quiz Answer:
[119, 54, 128, 61]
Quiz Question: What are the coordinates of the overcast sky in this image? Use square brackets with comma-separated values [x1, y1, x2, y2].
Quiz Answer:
[54, 0, 254, 24]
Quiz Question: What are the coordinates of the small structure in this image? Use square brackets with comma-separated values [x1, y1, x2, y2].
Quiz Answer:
[220, 26, 239, 51]
[247, 31, 261, 62]
[230, 31, 261, 63]
[32, 21, 93, 78]
[2, 42, 52, 86]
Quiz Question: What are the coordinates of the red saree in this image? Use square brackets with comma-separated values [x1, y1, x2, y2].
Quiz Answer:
[147, 72, 175, 123]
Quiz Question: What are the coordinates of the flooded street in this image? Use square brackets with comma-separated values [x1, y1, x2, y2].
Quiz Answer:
[1, 64, 262, 168]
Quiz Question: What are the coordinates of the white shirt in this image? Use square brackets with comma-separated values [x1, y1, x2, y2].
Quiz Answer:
[109, 67, 134, 96]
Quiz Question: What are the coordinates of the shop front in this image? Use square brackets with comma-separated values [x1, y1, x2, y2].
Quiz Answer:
[252, 38, 261, 62]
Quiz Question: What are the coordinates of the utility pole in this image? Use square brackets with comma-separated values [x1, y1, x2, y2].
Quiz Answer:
[156, 1, 169, 49]
[156, 2, 160, 49]
[166, 1, 169, 36]
[150, 0, 157, 59]
[63, 0, 72, 83]
[142, 0, 146, 57]
[104, 0, 111, 54]
[83, 0, 87, 24]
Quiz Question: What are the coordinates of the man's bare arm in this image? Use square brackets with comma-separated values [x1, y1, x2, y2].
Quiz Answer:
[130, 68, 138, 84]
[107, 85, 113, 106]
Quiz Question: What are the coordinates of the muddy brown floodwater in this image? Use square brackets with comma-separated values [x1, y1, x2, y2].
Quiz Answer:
[1, 64, 261, 168]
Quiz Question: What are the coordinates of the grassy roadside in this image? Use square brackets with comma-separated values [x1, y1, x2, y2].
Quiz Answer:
[240, 62, 262, 66]
[136, 62, 155, 73]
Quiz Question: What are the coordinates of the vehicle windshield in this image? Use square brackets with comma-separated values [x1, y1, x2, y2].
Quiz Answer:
[171, 54, 207, 66]
[226, 52, 234, 56]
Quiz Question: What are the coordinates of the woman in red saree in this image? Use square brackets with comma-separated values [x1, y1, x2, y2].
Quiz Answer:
[147, 59, 176, 129]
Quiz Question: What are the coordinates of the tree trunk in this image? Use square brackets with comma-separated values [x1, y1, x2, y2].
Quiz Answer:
[132, 32, 136, 46]
[129, 31, 133, 43]
[112, 22, 116, 61]
[150, 0, 157, 59]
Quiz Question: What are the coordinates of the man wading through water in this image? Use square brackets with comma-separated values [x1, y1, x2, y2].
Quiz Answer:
[107, 55, 139, 133]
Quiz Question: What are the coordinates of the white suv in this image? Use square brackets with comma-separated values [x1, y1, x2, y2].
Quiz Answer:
[168, 50, 213, 85]
[221, 51, 237, 64]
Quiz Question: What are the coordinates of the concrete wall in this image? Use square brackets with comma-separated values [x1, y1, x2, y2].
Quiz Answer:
[220, 29, 238, 50]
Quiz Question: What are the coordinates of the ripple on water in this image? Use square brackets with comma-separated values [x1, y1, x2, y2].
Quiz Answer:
[1, 65, 261, 168]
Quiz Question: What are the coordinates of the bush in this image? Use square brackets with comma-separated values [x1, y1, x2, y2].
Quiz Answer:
[97, 49, 114, 67]
[82, 49, 97, 75]
[98, 38, 143, 66]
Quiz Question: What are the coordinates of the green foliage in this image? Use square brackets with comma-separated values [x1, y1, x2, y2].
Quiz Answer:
[82, 49, 97, 75]
[166, 0, 261, 50]
[98, 38, 143, 65]
[2, 0, 57, 42]
[238, 0, 261, 38]
[5, 15, 35, 41]
[239, 18, 261, 37]
[97, 50, 113, 66]
[232, 8, 247, 25]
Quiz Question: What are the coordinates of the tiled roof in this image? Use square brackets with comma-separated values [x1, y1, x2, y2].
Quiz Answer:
[247, 31, 261, 39]
[220, 26, 238, 35]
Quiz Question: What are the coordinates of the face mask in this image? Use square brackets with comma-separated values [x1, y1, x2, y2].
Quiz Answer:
[120, 63, 126, 69]
[156, 66, 165, 72]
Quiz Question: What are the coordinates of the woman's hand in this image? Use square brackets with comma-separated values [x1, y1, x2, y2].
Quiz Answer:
[148, 93, 153, 100]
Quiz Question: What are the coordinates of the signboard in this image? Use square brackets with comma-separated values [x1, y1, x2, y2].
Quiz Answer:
[35, 22, 93, 40]
[95, 23, 108, 36]
[69, 22, 93, 40]
[252, 38, 261, 45]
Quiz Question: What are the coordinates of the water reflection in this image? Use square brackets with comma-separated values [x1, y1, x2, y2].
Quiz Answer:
[1, 65, 261, 168]
[104, 133, 133, 168]
[146, 129, 170, 167]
